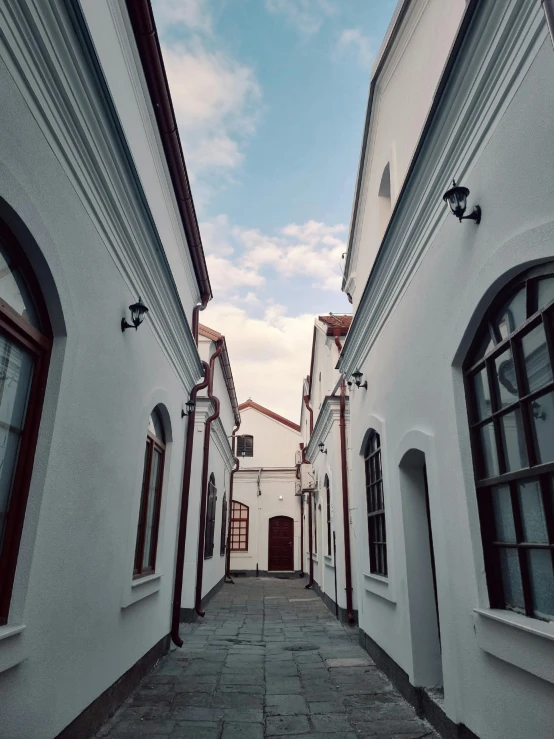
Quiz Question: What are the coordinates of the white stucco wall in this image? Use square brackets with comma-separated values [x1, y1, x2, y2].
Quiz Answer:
[345, 8, 554, 739]
[0, 2, 206, 736]
[231, 469, 301, 573]
[345, 0, 465, 309]
[237, 406, 300, 468]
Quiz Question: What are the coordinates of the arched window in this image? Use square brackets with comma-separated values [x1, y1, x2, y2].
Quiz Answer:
[134, 407, 166, 579]
[237, 435, 253, 457]
[365, 431, 387, 576]
[0, 218, 52, 625]
[220, 492, 227, 556]
[378, 163, 392, 237]
[325, 475, 331, 556]
[204, 473, 217, 559]
[230, 500, 249, 551]
[465, 264, 554, 621]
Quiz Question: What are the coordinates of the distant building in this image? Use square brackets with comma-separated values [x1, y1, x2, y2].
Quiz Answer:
[230, 400, 301, 576]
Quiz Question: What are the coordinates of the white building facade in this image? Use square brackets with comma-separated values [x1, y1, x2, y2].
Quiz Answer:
[0, 1, 237, 737]
[339, 1, 554, 738]
[230, 400, 301, 576]
[299, 315, 356, 623]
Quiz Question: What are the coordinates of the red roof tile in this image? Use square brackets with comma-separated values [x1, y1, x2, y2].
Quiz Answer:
[238, 400, 301, 432]
[318, 314, 352, 334]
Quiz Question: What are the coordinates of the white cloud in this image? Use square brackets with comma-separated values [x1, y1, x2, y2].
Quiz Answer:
[203, 301, 316, 420]
[199, 216, 347, 293]
[337, 28, 374, 68]
[265, 0, 337, 35]
[152, 0, 212, 34]
[161, 43, 261, 184]
[205, 254, 265, 293]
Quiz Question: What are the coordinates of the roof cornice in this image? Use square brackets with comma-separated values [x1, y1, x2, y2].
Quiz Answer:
[125, 0, 212, 303]
[339, 0, 544, 377]
[238, 400, 300, 432]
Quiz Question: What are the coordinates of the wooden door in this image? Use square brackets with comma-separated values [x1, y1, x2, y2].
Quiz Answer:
[268, 516, 294, 571]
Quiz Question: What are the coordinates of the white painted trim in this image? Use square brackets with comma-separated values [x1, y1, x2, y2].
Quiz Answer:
[0, 624, 27, 674]
[363, 572, 396, 604]
[122, 573, 162, 609]
[474, 608, 554, 684]
[340, 0, 547, 377]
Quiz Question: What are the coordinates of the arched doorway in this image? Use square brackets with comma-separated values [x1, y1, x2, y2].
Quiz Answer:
[268, 516, 294, 571]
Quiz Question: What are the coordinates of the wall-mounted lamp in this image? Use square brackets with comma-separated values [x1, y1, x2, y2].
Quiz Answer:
[181, 400, 196, 418]
[318, 442, 327, 454]
[351, 370, 367, 389]
[442, 180, 481, 224]
[121, 297, 149, 331]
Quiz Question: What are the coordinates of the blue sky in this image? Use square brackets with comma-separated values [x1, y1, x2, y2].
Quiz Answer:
[152, 0, 396, 419]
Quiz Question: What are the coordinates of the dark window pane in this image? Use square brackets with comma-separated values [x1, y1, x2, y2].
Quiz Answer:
[494, 349, 518, 409]
[526, 549, 554, 620]
[148, 408, 165, 443]
[478, 422, 499, 478]
[474, 329, 495, 362]
[521, 323, 552, 394]
[473, 368, 492, 421]
[538, 277, 554, 310]
[143, 450, 161, 569]
[0, 238, 40, 329]
[497, 547, 525, 611]
[491, 485, 516, 542]
[500, 409, 528, 472]
[531, 391, 554, 463]
[495, 287, 526, 340]
[518, 480, 548, 543]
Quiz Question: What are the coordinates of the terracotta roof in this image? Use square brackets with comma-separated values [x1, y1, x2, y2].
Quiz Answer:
[318, 315, 352, 334]
[238, 400, 301, 432]
[198, 324, 240, 426]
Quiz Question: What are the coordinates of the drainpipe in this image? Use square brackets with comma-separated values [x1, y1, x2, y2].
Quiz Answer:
[303, 394, 313, 435]
[171, 361, 210, 647]
[194, 339, 223, 616]
[256, 468, 262, 576]
[225, 424, 240, 583]
[192, 300, 208, 344]
[333, 329, 355, 624]
[302, 445, 314, 589]
[339, 380, 355, 624]
[297, 444, 304, 577]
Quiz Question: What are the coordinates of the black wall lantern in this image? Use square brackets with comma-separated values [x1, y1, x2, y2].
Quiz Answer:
[121, 297, 149, 331]
[318, 442, 327, 454]
[181, 400, 196, 418]
[351, 370, 367, 389]
[443, 180, 481, 224]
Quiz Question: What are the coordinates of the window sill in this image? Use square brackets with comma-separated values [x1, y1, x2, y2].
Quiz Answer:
[474, 608, 554, 684]
[324, 555, 335, 568]
[363, 572, 396, 604]
[122, 572, 162, 609]
[0, 623, 27, 673]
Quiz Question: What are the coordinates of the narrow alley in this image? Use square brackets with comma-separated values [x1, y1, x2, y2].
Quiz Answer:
[95, 578, 438, 739]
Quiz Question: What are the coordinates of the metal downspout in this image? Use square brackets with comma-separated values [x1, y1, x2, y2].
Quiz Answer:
[333, 330, 355, 624]
[297, 445, 304, 577]
[225, 423, 240, 583]
[192, 300, 208, 344]
[171, 361, 210, 647]
[194, 340, 223, 616]
[301, 446, 314, 589]
[303, 394, 314, 435]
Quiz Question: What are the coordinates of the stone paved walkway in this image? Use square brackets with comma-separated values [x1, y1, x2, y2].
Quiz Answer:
[96, 577, 439, 738]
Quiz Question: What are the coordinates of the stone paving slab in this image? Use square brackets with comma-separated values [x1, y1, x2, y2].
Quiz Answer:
[95, 577, 440, 739]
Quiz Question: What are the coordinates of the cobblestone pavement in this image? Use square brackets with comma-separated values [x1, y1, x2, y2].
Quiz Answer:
[96, 577, 439, 739]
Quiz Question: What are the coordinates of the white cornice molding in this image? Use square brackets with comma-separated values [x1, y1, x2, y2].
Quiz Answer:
[0, 0, 202, 390]
[306, 396, 350, 463]
[340, 0, 546, 377]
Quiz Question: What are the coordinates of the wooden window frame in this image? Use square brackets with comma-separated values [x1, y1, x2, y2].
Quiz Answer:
[464, 264, 554, 621]
[325, 475, 331, 556]
[134, 418, 165, 580]
[204, 473, 217, 559]
[236, 434, 254, 457]
[0, 218, 52, 625]
[365, 431, 387, 576]
[220, 492, 227, 556]
[230, 500, 249, 552]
